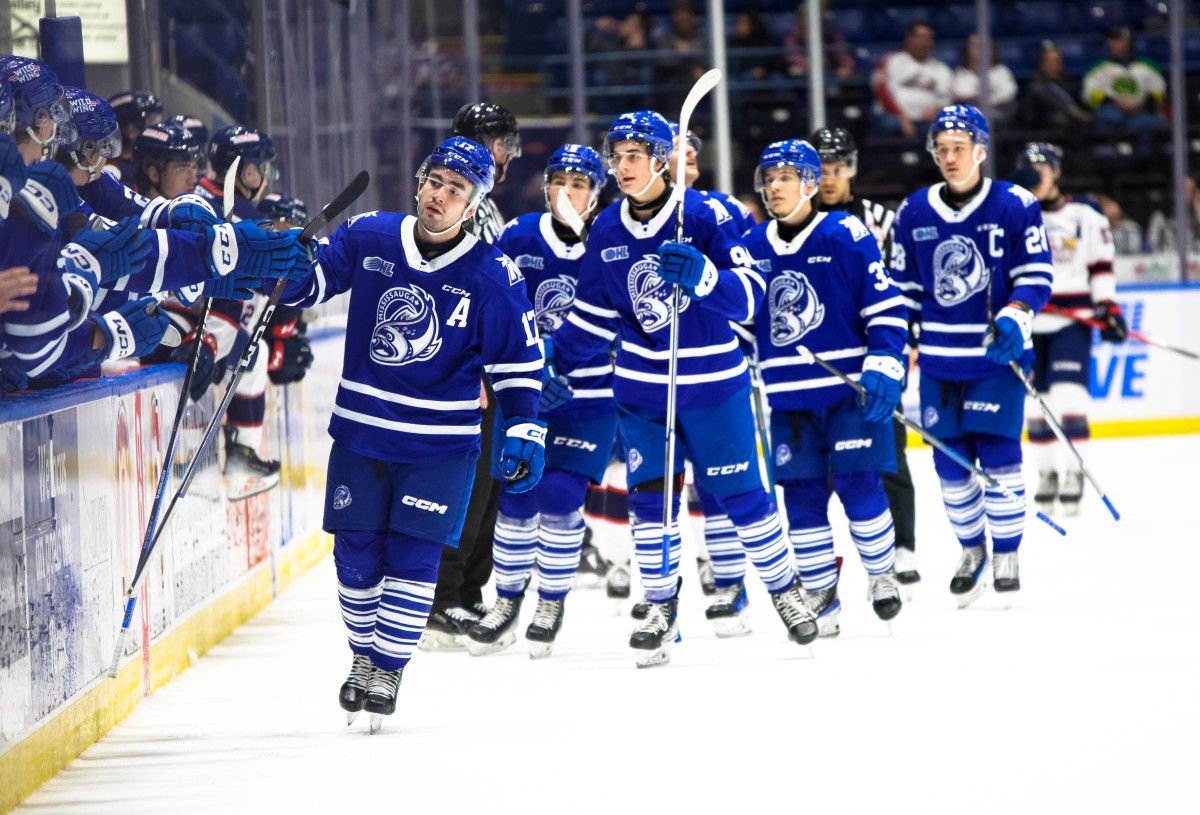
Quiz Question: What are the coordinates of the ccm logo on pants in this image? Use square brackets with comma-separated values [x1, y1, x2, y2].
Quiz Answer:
[834, 438, 873, 451]
[402, 495, 448, 514]
[706, 462, 749, 476]
[553, 436, 598, 452]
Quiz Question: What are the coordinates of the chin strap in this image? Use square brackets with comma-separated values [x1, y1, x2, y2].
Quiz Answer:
[629, 161, 669, 201]
[27, 123, 58, 160]
[764, 183, 817, 222]
[70, 150, 104, 184]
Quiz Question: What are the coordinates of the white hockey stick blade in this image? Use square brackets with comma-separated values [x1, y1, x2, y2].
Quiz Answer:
[556, 187, 586, 238]
[672, 68, 722, 203]
[223, 156, 240, 221]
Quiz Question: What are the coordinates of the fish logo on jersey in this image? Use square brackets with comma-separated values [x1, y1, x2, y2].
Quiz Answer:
[768, 270, 825, 346]
[627, 447, 644, 473]
[370, 284, 443, 366]
[534, 275, 577, 334]
[775, 444, 793, 467]
[932, 235, 990, 306]
[628, 255, 690, 333]
[332, 485, 352, 510]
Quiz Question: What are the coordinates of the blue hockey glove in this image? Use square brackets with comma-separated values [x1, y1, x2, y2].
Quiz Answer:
[91, 296, 172, 361]
[1096, 300, 1128, 343]
[205, 222, 310, 283]
[63, 215, 154, 286]
[170, 337, 219, 402]
[657, 240, 717, 300]
[20, 160, 83, 234]
[858, 354, 905, 423]
[0, 134, 26, 222]
[499, 417, 547, 494]
[984, 303, 1033, 365]
[167, 195, 223, 233]
[539, 371, 573, 413]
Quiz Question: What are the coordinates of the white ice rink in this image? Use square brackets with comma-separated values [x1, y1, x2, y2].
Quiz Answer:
[16, 435, 1200, 815]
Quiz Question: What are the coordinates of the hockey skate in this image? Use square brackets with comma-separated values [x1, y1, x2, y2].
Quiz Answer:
[802, 585, 841, 638]
[576, 536, 610, 589]
[339, 654, 374, 725]
[630, 597, 680, 668]
[1034, 470, 1058, 515]
[418, 606, 479, 651]
[696, 557, 716, 596]
[466, 595, 523, 656]
[1060, 470, 1083, 517]
[771, 584, 819, 645]
[993, 551, 1020, 594]
[632, 577, 681, 621]
[705, 582, 752, 638]
[223, 427, 281, 500]
[525, 597, 565, 659]
[867, 571, 903, 621]
[894, 546, 921, 585]
[949, 545, 990, 608]
[606, 561, 631, 599]
[363, 667, 403, 734]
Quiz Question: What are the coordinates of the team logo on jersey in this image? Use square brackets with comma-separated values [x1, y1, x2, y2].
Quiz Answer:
[363, 256, 395, 277]
[627, 255, 691, 333]
[627, 448, 643, 473]
[775, 444, 792, 467]
[913, 226, 939, 242]
[602, 246, 630, 262]
[923, 406, 939, 428]
[932, 235, 990, 306]
[370, 284, 443, 367]
[499, 255, 525, 286]
[705, 197, 733, 225]
[534, 275, 577, 334]
[768, 270, 825, 346]
[332, 485, 352, 510]
[513, 254, 545, 270]
[840, 215, 871, 242]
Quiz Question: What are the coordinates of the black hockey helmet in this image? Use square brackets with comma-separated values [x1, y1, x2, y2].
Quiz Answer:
[810, 127, 856, 163]
[452, 101, 520, 182]
[107, 90, 163, 133]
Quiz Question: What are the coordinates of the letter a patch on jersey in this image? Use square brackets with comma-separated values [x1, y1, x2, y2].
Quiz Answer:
[370, 284, 443, 366]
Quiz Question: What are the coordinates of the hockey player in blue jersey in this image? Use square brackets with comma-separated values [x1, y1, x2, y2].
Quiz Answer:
[275, 136, 547, 729]
[891, 105, 1054, 605]
[551, 111, 817, 666]
[745, 139, 908, 635]
[464, 143, 615, 658]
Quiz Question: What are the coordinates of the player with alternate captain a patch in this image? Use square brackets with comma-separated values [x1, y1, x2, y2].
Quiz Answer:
[745, 139, 908, 636]
[551, 110, 817, 667]
[275, 136, 547, 730]
[465, 144, 617, 658]
[890, 105, 1054, 606]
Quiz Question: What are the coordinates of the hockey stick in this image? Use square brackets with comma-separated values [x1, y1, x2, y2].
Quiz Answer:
[107, 170, 370, 678]
[661, 68, 723, 576]
[794, 345, 1067, 537]
[746, 354, 776, 490]
[1041, 304, 1199, 360]
[556, 187, 589, 242]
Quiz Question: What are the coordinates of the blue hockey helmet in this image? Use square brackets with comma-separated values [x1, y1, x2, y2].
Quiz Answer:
[602, 110, 673, 171]
[754, 139, 821, 192]
[258, 192, 308, 226]
[418, 136, 496, 205]
[107, 90, 163, 133]
[545, 144, 606, 190]
[168, 114, 210, 165]
[1021, 141, 1063, 173]
[0, 80, 14, 136]
[59, 88, 121, 179]
[0, 56, 69, 155]
[667, 120, 703, 154]
[926, 104, 990, 153]
[208, 125, 277, 180]
[133, 123, 202, 185]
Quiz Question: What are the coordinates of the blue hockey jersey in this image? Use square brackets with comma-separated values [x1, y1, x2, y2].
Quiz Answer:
[552, 187, 764, 411]
[746, 212, 907, 410]
[278, 211, 544, 463]
[702, 189, 756, 236]
[496, 211, 613, 419]
[890, 178, 1053, 381]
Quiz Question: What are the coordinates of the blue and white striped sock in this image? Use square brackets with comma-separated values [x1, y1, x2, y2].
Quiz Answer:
[536, 511, 585, 600]
[371, 577, 435, 671]
[847, 509, 896, 575]
[492, 512, 538, 598]
[790, 525, 837, 591]
[939, 476, 988, 549]
[705, 513, 745, 587]
[632, 518, 681, 601]
[734, 511, 794, 593]
[338, 581, 381, 655]
[983, 466, 1025, 553]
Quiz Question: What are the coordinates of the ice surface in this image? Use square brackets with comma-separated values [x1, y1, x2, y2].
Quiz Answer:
[16, 436, 1200, 815]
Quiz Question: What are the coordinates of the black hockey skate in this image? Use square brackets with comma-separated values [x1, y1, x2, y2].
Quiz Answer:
[802, 585, 841, 638]
[223, 426, 281, 500]
[1060, 471, 1083, 517]
[868, 571, 903, 621]
[339, 654, 374, 725]
[770, 584, 819, 645]
[630, 596, 680, 668]
[576, 530, 610, 589]
[894, 546, 921, 585]
[525, 597, 565, 659]
[993, 551, 1020, 593]
[1034, 470, 1058, 515]
[418, 605, 479, 652]
[466, 595, 522, 656]
[705, 582, 751, 638]
[697, 557, 717, 596]
[606, 561, 631, 599]
[363, 667, 404, 734]
[950, 545, 990, 608]
[632, 577, 682, 621]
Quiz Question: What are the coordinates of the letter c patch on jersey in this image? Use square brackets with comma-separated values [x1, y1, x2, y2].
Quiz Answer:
[370, 284, 443, 366]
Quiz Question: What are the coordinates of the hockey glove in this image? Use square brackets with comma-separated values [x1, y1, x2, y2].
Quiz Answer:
[170, 336, 219, 402]
[1096, 300, 1128, 343]
[92, 296, 171, 361]
[0, 134, 26, 222]
[657, 240, 717, 300]
[167, 194, 222, 233]
[20, 160, 82, 234]
[984, 302, 1032, 366]
[267, 319, 314, 385]
[63, 215, 154, 287]
[858, 354, 905, 424]
[499, 417, 547, 494]
[539, 372, 573, 413]
[205, 222, 310, 283]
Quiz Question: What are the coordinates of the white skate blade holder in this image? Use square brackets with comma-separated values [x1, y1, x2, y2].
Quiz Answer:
[528, 641, 553, 660]
[465, 629, 517, 657]
[711, 616, 752, 639]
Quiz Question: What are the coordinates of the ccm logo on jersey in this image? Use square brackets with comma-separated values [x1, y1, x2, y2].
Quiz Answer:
[706, 462, 750, 476]
[834, 438, 873, 451]
[553, 436, 598, 452]
[402, 495, 448, 515]
[808, 256, 832, 263]
[964, 401, 1001, 413]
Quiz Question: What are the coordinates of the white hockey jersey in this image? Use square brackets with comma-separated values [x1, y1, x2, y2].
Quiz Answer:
[1032, 198, 1116, 334]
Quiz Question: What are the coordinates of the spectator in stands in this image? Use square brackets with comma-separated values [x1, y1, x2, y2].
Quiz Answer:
[783, 2, 854, 80]
[654, 0, 706, 84]
[729, 12, 783, 81]
[1097, 193, 1146, 255]
[1020, 42, 1092, 132]
[1082, 26, 1168, 155]
[588, 12, 654, 112]
[0, 266, 36, 315]
[952, 34, 1018, 122]
[872, 22, 952, 140]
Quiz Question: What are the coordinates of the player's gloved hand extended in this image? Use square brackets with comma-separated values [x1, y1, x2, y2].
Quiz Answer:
[20, 160, 83, 235]
[170, 335, 220, 402]
[204, 222, 310, 283]
[167, 194, 222, 232]
[0, 134, 26, 222]
[91, 296, 171, 361]
[499, 417, 547, 494]
[984, 302, 1033, 365]
[267, 319, 314, 385]
[537, 336, 573, 412]
[62, 215, 154, 286]
[1096, 300, 1128, 343]
[858, 354, 905, 423]
[657, 240, 717, 300]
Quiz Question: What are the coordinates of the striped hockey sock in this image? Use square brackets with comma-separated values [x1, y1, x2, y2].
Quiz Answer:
[338, 581, 382, 656]
[733, 511, 794, 593]
[632, 518, 681, 602]
[705, 513, 746, 587]
[789, 525, 837, 591]
[939, 476, 988, 549]
[847, 509, 897, 575]
[535, 511, 585, 600]
[370, 577, 436, 671]
[983, 466, 1025, 553]
[491, 512, 538, 598]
